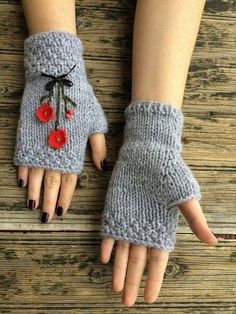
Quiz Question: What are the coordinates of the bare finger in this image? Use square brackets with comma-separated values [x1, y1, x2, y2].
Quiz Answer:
[123, 244, 148, 307]
[100, 237, 115, 264]
[144, 248, 169, 303]
[18, 166, 29, 187]
[27, 167, 44, 210]
[113, 241, 130, 292]
[56, 173, 77, 217]
[89, 133, 107, 171]
[178, 198, 218, 245]
[42, 170, 61, 223]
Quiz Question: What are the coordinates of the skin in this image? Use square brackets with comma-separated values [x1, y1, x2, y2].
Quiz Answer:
[19, 0, 218, 307]
[19, 0, 107, 221]
[100, 0, 218, 307]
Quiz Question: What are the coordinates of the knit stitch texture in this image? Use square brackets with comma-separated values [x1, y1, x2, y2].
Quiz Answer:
[14, 31, 108, 174]
[101, 101, 201, 252]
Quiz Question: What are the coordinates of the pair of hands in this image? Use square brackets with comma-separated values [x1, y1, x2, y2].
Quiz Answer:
[16, 31, 218, 307]
[17, 131, 218, 307]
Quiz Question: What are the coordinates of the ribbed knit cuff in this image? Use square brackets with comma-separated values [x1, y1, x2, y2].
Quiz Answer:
[124, 101, 184, 150]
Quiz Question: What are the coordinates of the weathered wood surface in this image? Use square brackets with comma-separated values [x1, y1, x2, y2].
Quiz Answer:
[0, 0, 235, 312]
[0, 233, 235, 313]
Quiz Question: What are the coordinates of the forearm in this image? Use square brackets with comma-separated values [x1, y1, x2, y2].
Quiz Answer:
[21, 0, 76, 35]
[132, 0, 206, 109]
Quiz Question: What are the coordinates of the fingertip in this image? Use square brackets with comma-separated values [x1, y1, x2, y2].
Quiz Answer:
[178, 199, 219, 245]
[112, 279, 123, 293]
[89, 132, 106, 154]
[122, 295, 135, 308]
[89, 133, 107, 171]
[144, 294, 158, 304]
[93, 155, 104, 171]
[100, 237, 114, 263]
[114, 287, 123, 293]
[100, 253, 110, 264]
[195, 227, 219, 245]
[204, 230, 219, 245]
[18, 165, 29, 187]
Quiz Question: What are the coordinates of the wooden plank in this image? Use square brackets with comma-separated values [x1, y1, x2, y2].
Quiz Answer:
[0, 2, 236, 110]
[0, 55, 236, 110]
[2, 111, 236, 166]
[0, 163, 235, 233]
[0, 55, 236, 168]
[0, 232, 235, 313]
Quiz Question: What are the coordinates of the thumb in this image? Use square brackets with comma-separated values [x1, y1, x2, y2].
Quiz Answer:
[89, 133, 107, 171]
[178, 198, 218, 245]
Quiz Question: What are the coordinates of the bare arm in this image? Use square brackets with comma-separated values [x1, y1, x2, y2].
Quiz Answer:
[132, 0, 206, 108]
[21, 0, 76, 35]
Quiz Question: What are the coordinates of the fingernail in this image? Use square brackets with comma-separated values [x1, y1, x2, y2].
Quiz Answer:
[211, 231, 219, 240]
[28, 199, 36, 210]
[101, 159, 108, 171]
[56, 206, 63, 217]
[41, 212, 49, 223]
[18, 179, 24, 187]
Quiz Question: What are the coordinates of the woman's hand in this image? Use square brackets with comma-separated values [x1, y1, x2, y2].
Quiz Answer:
[17, 133, 107, 223]
[100, 198, 218, 307]
[14, 32, 108, 223]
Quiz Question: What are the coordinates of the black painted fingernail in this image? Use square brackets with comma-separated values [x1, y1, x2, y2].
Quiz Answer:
[56, 206, 63, 217]
[18, 179, 24, 187]
[41, 212, 49, 223]
[28, 199, 36, 210]
[101, 159, 108, 171]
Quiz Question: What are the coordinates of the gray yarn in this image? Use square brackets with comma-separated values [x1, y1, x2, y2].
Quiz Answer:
[101, 101, 201, 252]
[14, 31, 108, 174]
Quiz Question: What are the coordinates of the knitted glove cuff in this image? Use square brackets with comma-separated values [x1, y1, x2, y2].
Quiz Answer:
[122, 101, 200, 206]
[124, 101, 184, 151]
[24, 31, 85, 78]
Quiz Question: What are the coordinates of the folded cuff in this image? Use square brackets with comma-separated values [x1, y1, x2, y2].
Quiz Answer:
[24, 31, 85, 78]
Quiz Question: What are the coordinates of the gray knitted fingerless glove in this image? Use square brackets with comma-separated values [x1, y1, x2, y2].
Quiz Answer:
[101, 101, 201, 252]
[14, 31, 108, 174]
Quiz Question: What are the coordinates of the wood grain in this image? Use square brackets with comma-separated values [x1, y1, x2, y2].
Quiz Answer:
[0, 232, 235, 313]
[0, 0, 235, 312]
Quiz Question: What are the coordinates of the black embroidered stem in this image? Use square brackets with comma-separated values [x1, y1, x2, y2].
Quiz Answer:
[40, 89, 53, 103]
[55, 81, 61, 130]
[61, 84, 68, 112]
[40, 64, 77, 128]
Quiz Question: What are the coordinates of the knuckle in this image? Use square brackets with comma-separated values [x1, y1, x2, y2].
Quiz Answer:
[113, 263, 125, 272]
[150, 256, 166, 266]
[62, 174, 77, 185]
[29, 167, 42, 176]
[129, 255, 141, 265]
[28, 186, 39, 196]
[117, 241, 129, 250]
[44, 173, 60, 188]
[125, 279, 139, 288]
[58, 196, 69, 207]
